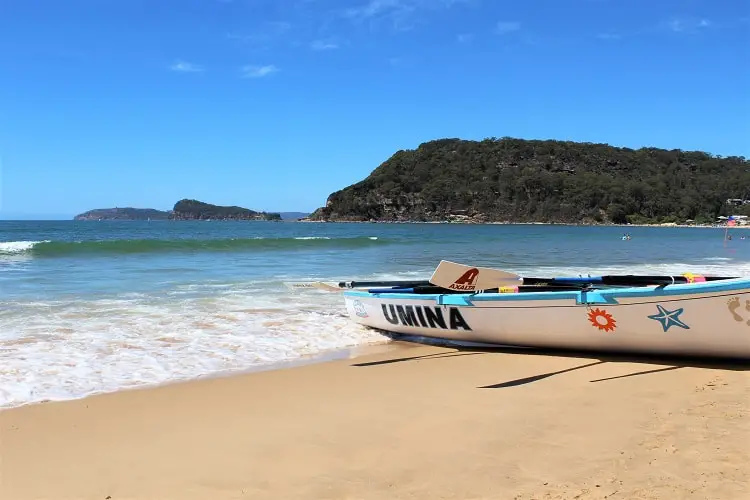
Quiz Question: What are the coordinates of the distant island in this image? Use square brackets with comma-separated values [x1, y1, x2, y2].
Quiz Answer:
[74, 199, 282, 221]
[307, 137, 750, 225]
[275, 211, 311, 221]
[74, 207, 171, 221]
[170, 199, 281, 221]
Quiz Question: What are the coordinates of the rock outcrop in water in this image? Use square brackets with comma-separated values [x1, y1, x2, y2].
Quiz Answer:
[74, 207, 171, 221]
[74, 200, 283, 221]
[169, 199, 282, 221]
[307, 137, 750, 225]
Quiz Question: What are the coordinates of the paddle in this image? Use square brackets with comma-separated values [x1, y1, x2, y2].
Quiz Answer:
[338, 279, 432, 288]
[286, 280, 599, 294]
[285, 281, 343, 292]
[429, 260, 523, 291]
[367, 283, 610, 294]
[286, 261, 739, 295]
[429, 260, 738, 291]
[286, 279, 431, 292]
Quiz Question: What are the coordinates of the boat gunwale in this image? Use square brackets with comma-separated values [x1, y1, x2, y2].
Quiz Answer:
[342, 276, 750, 302]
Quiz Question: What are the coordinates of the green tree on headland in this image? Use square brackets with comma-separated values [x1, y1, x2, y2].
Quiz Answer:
[309, 137, 750, 224]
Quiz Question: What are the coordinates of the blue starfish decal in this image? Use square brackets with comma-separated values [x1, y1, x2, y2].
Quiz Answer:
[647, 304, 690, 332]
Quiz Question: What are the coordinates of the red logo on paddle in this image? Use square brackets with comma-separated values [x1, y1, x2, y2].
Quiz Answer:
[449, 268, 479, 291]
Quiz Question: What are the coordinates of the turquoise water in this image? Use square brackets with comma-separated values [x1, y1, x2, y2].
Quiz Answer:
[1, 220, 748, 407]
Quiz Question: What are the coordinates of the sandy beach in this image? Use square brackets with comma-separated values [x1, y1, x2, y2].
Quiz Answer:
[2, 342, 749, 500]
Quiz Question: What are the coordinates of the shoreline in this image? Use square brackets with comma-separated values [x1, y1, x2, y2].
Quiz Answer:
[0, 338, 398, 412]
[2, 341, 748, 499]
[299, 219, 749, 228]
[36, 218, 748, 228]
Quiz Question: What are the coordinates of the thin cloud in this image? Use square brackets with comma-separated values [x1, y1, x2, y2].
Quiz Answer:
[343, 0, 468, 18]
[240, 64, 279, 78]
[495, 21, 521, 34]
[340, 0, 470, 31]
[169, 61, 204, 73]
[667, 17, 711, 33]
[456, 33, 473, 43]
[311, 40, 339, 50]
[344, 0, 403, 20]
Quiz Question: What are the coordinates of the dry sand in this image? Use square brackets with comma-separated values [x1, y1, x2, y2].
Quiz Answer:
[2, 342, 749, 500]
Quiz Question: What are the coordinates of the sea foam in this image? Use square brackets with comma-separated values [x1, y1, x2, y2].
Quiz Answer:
[0, 240, 49, 254]
[0, 279, 390, 409]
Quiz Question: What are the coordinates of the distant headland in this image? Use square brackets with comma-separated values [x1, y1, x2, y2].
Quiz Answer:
[305, 137, 750, 226]
[73, 207, 171, 221]
[74, 199, 285, 221]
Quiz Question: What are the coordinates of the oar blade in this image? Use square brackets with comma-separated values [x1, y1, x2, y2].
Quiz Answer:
[429, 260, 522, 291]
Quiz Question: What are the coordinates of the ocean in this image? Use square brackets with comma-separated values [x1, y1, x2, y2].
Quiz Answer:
[1, 220, 748, 408]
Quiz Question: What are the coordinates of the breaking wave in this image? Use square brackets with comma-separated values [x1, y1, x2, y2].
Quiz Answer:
[0, 236, 386, 257]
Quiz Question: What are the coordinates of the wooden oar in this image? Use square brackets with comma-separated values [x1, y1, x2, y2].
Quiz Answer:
[285, 281, 343, 292]
[367, 283, 607, 294]
[338, 279, 431, 288]
[428, 260, 738, 290]
[287, 281, 593, 294]
[287, 262, 738, 294]
[286, 279, 431, 292]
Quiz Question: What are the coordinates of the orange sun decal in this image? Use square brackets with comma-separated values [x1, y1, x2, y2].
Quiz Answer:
[587, 308, 617, 332]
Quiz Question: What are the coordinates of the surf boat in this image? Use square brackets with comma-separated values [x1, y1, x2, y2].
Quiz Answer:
[333, 261, 750, 359]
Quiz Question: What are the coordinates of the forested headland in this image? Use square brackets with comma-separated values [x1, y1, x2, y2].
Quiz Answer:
[308, 137, 750, 225]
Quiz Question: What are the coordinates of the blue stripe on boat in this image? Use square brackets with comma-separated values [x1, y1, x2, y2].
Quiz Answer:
[343, 277, 750, 305]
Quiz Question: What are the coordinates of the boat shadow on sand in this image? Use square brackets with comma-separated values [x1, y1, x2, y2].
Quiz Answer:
[351, 332, 750, 389]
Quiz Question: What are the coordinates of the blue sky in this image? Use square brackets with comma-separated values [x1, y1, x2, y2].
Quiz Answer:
[1, 0, 748, 219]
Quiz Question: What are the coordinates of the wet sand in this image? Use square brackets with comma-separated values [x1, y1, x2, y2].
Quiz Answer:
[2, 342, 749, 499]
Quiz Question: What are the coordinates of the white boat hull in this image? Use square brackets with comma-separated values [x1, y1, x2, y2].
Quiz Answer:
[343, 279, 750, 358]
